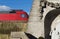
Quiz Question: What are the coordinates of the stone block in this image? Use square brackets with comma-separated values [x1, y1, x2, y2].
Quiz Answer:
[10, 32, 29, 39]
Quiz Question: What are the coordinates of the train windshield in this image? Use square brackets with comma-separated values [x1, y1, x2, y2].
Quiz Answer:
[9, 10, 16, 13]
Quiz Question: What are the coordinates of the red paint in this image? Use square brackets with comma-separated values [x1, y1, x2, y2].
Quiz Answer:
[0, 10, 28, 21]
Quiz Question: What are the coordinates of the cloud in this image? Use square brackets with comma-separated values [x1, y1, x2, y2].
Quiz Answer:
[0, 5, 11, 11]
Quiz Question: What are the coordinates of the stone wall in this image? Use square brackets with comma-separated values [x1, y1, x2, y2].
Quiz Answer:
[0, 21, 28, 39]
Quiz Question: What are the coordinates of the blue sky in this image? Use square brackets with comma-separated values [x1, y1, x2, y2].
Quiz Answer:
[0, 0, 33, 14]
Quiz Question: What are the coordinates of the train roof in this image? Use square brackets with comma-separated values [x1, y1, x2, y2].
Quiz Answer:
[0, 10, 24, 13]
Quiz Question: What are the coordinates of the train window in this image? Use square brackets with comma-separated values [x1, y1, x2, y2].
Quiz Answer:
[9, 10, 16, 13]
[21, 14, 26, 18]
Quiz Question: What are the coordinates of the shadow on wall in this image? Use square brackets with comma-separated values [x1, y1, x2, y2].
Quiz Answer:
[25, 32, 37, 39]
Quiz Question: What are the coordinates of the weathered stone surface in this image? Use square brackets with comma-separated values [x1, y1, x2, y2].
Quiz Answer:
[10, 32, 29, 39]
[26, 0, 44, 38]
[26, 0, 60, 39]
[47, 0, 60, 3]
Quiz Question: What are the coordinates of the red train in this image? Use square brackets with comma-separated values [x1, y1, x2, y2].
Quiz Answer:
[0, 10, 28, 21]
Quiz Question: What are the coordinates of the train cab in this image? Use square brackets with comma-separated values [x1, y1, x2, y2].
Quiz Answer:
[0, 10, 29, 21]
